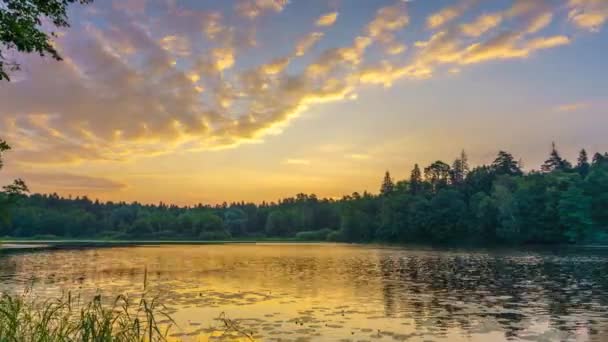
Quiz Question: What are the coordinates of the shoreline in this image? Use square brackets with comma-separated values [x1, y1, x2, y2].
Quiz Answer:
[2, 239, 608, 252]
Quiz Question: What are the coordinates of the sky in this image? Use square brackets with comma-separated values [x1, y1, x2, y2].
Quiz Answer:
[1, 0, 607, 205]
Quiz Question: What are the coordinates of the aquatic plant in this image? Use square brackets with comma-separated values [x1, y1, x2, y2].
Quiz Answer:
[0, 290, 174, 341]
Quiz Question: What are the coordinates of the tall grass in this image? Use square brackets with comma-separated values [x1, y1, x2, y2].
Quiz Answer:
[0, 290, 174, 341]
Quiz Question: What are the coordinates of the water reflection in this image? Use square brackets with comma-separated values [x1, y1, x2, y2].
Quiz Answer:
[1, 244, 608, 341]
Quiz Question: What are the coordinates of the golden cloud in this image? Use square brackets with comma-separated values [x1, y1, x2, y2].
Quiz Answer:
[159, 35, 191, 56]
[427, 0, 472, 29]
[460, 13, 503, 37]
[284, 159, 310, 165]
[366, 2, 409, 38]
[235, 0, 289, 19]
[0, 0, 589, 166]
[295, 32, 324, 57]
[568, 0, 608, 32]
[555, 102, 590, 112]
[316, 12, 338, 27]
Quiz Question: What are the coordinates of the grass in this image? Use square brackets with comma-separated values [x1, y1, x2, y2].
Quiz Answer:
[0, 290, 175, 341]
[0, 268, 257, 342]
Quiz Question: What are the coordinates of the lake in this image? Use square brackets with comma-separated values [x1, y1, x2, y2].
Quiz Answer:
[1, 243, 608, 341]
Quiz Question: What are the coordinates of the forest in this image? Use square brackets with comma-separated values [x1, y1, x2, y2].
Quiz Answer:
[1, 142, 608, 245]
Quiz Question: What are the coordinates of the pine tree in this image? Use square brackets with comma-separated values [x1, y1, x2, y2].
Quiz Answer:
[409, 164, 422, 195]
[451, 150, 469, 185]
[424, 161, 451, 192]
[576, 149, 590, 177]
[593, 152, 607, 166]
[491, 151, 522, 176]
[541, 142, 572, 172]
[380, 171, 395, 195]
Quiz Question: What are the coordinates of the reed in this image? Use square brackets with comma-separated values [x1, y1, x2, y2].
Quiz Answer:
[0, 290, 174, 341]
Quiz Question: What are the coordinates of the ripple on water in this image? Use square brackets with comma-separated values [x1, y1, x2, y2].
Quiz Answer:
[2, 244, 608, 341]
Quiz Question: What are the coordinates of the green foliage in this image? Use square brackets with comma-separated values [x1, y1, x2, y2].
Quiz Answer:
[1, 146, 608, 246]
[559, 183, 593, 242]
[0, 0, 91, 80]
[0, 291, 172, 341]
[0, 139, 28, 224]
[577, 149, 590, 177]
[424, 160, 451, 192]
[295, 228, 333, 241]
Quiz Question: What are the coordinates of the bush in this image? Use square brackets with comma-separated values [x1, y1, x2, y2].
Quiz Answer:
[295, 229, 333, 241]
[326, 230, 345, 242]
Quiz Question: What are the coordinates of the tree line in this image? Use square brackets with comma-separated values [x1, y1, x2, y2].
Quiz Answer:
[1, 142, 608, 244]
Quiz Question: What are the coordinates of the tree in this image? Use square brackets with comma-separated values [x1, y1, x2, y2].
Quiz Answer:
[576, 149, 590, 177]
[491, 151, 522, 176]
[593, 152, 607, 167]
[0, 0, 91, 81]
[541, 142, 572, 173]
[409, 164, 422, 195]
[424, 161, 451, 192]
[559, 184, 592, 242]
[224, 208, 247, 236]
[0, 139, 28, 222]
[492, 179, 520, 243]
[380, 171, 394, 195]
[450, 149, 469, 185]
[426, 189, 467, 242]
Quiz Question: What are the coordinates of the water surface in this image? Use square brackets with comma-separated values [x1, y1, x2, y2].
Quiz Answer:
[1, 243, 608, 341]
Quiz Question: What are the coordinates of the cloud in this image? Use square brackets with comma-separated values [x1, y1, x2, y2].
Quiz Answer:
[295, 32, 324, 56]
[366, 2, 409, 38]
[316, 12, 338, 27]
[112, 0, 146, 13]
[568, 0, 608, 32]
[459, 34, 570, 64]
[0, 0, 588, 167]
[284, 159, 310, 165]
[347, 154, 371, 160]
[235, 0, 289, 19]
[526, 12, 553, 34]
[386, 42, 407, 55]
[555, 102, 590, 112]
[460, 13, 503, 37]
[159, 35, 191, 56]
[20, 172, 126, 192]
[260, 57, 290, 75]
[212, 47, 236, 71]
[426, 0, 472, 29]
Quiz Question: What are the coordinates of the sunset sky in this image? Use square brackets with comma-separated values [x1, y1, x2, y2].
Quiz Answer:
[1, 0, 607, 205]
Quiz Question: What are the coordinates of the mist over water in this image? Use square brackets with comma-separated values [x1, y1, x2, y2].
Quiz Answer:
[2, 243, 608, 341]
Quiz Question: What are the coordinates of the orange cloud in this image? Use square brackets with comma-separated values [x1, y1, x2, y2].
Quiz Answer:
[460, 13, 503, 37]
[568, 0, 608, 32]
[316, 12, 338, 27]
[295, 32, 324, 56]
[235, 0, 289, 19]
[427, 0, 472, 29]
[0, 0, 588, 168]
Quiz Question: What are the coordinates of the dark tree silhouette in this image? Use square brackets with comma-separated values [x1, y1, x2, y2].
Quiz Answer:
[380, 171, 395, 195]
[424, 161, 451, 192]
[541, 142, 572, 172]
[491, 151, 522, 176]
[0, 139, 28, 221]
[451, 149, 469, 185]
[409, 164, 422, 195]
[577, 149, 590, 177]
